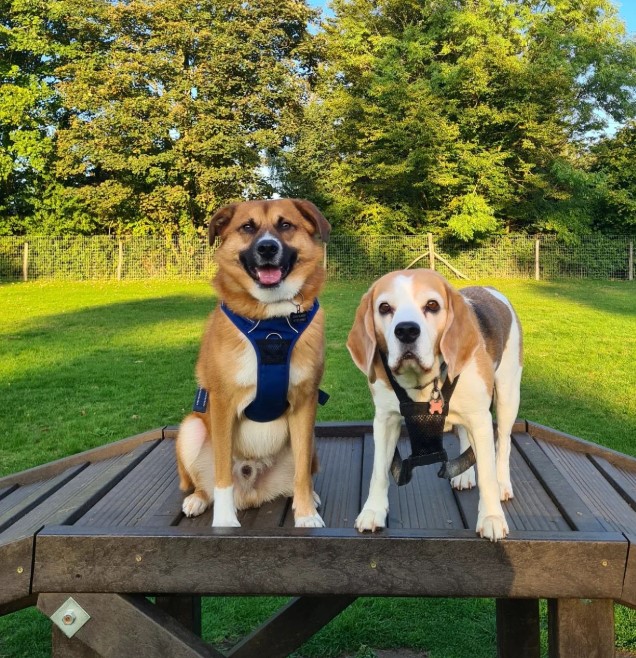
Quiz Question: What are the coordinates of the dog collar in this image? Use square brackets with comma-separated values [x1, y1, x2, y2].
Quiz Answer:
[193, 301, 328, 423]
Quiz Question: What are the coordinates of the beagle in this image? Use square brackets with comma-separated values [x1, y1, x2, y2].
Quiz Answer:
[347, 269, 523, 541]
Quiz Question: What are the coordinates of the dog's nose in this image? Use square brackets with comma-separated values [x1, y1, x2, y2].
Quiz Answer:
[241, 465, 253, 478]
[394, 321, 421, 343]
[256, 239, 279, 259]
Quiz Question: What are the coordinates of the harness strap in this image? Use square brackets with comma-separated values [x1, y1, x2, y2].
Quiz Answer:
[378, 350, 459, 485]
[192, 300, 328, 423]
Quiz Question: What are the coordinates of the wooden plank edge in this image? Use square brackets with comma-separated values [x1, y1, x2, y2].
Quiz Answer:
[527, 421, 636, 471]
[619, 532, 636, 609]
[0, 427, 166, 488]
[0, 593, 37, 616]
[32, 529, 628, 600]
[588, 454, 636, 512]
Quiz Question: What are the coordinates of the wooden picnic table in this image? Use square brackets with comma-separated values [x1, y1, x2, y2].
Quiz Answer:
[0, 420, 634, 657]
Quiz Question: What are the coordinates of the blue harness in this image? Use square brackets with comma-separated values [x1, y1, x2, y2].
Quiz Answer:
[193, 301, 328, 423]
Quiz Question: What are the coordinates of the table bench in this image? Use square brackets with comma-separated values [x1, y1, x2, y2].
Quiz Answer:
[1, 420, 634, 657]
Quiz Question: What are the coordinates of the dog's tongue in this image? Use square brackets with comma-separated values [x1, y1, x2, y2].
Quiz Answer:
[257, 267, 282, 286]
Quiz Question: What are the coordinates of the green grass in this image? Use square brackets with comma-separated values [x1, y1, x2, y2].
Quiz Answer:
[1, 278, 635, 657]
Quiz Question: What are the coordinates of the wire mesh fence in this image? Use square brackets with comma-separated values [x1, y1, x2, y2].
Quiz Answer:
[0, 233, 634, 282]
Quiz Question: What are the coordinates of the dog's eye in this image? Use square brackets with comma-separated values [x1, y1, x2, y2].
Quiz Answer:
[425, 300, 440, 313]
[241, 222, 256, 234]
[278, 220, 293, 231]
[378, 302, 393, 315]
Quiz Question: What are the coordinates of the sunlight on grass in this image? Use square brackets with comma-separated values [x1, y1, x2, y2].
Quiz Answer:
[1, 277, 635, 657]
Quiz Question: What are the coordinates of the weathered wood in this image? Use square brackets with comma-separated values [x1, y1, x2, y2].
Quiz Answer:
[76, 439, 180, 528]
[52, 627, 100, 658]
[0, 536, 38, 606]
[527, 421, 636, 470]
[227, 596, 356, 658]
[33, 527, 628, 600]
[155, 596, 202, 636]
[539, 440, 636, 534]
[0, 428, 164, 489]
[547, 598, 615, 658]
[496, 598, 540, 658]
[0, 593, 37, 616]
[621, 533, 636, 608]
[38, 593, 223, 658]
[589, 454, 636, 512]
[313, 436, 363, 528]
[0, 464, 86, 534]
[512, 433, 604, 531]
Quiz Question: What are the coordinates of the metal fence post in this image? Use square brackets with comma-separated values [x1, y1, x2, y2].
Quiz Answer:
[534, 237, 540, 281]
[629, 241, 633, 281]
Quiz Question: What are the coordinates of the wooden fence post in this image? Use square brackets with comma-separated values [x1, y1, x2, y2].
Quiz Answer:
[629, 241, 633, 281]
[117, 239, 123, 281]
[534, 237, 540, 281]
[22, 241, 29, 282]
[428, 233, 435, 270]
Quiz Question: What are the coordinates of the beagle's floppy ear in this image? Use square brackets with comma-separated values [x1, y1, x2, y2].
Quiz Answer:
[440, 284, 480, 381]
[346, 289, 378, 384]
[291, 199, 332, 243]
[208, 203, 238, 245]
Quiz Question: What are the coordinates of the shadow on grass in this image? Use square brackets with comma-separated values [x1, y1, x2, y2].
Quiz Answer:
[532, 279, 636, 317]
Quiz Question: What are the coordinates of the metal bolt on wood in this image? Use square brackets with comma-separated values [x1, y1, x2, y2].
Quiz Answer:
[16, 566, 23, 574]
[135, 554, 143, 562]
[50, 597, 91, 638]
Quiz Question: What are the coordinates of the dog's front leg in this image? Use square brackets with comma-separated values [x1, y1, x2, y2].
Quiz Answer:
[355, 409, 401, 532]
[467, 414, 509, 541]
[209, 395, 240, 528]
[288, 393, 324, 528]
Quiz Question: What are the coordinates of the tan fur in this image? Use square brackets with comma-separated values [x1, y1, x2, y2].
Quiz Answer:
[176, 199, 330, 527]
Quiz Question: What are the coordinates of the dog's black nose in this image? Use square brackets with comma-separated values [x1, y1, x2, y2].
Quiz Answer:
[241, 465, 253, 478]
[394, 321, 421, 343]
[256, 239, 280, 259]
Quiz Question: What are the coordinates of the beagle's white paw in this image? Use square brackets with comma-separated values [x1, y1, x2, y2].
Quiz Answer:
[355, 507, 387, 532]
[476, 514, 509, 542]
[182, 493, 209, 518]
[212, 512, 241, 527]
[451, 466, 476, 490]
[499, 481, 514, 501]
[295, 513, 325, 528]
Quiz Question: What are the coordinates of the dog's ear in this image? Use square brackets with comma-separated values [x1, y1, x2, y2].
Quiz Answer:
[347, 288, 378, 384]
[291, 199, 331, 243]
[208, 203, 238, 245]
[440, 283, 480, 381]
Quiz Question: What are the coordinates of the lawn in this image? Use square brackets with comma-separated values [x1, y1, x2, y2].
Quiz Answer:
[0, 277, 635, 657]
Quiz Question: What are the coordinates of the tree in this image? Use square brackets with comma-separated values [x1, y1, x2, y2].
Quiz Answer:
[591, 121, 636, 232]
[274, 0, 636, 238]
[0, 0, 61, 235]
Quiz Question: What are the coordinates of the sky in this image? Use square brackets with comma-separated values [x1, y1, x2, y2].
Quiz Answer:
[309, 1, 636, 35]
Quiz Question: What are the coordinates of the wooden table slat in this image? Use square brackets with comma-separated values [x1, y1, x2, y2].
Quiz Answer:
[512, 433, 604, 532]
[0, 464, 87, 537]
[76, 439, 179, 528]
[538, 440, 636, 535]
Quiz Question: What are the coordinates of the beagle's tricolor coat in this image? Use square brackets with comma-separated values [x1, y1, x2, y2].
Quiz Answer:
[347, 269, 523, 541]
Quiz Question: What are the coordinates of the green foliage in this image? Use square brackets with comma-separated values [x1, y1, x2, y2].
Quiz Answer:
[274, 0, 636, 237]
[592, 121, 636, 231]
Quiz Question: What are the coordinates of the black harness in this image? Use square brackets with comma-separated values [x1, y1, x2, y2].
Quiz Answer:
[379, 351, 472, 486]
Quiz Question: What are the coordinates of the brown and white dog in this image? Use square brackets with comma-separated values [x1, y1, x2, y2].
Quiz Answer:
[176, 199, 331, 528]
[347, 269, 523, 541]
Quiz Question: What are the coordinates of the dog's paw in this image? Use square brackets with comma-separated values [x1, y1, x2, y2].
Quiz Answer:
[499, 481, 514, 501]
[476, 514, 509, 542]
[182, 493, 208, 518]
[312, 491, 321, 508]
[355, 508, 387, 533]
[295, 513, 325, 528]
[211, 512, 241, 528]
[451, 466, 476, 490]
